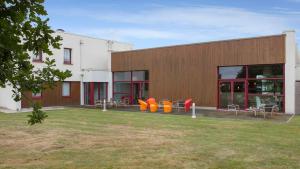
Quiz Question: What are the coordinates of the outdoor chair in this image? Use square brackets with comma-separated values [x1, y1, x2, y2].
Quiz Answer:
[147, 98, 156, 106]
[149, 102, 158, 112]
[147, 98, 158, 112]
[116, 97, 130, 107]
[174, 100, 184, 112]
[107, 98, 117, 108]
[138, 99, 148, 111]
[227, 104, 240, 116]
[184, 99, 192, 112]
[163, 100, 172, 113]
[265, 104, 279, 117]
[95, 100, 103, 107]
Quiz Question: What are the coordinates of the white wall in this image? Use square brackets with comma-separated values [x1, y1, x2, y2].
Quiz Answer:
[0, 86, 21, 111]
[0, 30, 133, 110]
[296, 48, 300, 81]
[284, 30, 297, 114]
[32, 31, 132, 82]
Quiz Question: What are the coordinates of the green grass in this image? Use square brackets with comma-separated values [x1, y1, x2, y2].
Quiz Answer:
[0, 108, 300, 169]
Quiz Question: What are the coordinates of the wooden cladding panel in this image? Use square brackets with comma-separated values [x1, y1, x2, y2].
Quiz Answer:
[21, 82, 80, 108]
[112, 35, 286, 107]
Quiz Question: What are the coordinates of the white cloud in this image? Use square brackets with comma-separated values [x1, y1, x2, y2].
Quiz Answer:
[77, 28, 184, 40]
[50, 5, 299, 43]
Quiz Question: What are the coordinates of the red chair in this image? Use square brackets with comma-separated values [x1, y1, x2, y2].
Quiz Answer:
[184, 99, 192, 112]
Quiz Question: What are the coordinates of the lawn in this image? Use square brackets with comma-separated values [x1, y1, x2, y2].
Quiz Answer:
[0, 108, 300, 169]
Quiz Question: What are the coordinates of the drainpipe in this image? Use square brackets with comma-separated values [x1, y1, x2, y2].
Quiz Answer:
[80, 40, 84, 105]
[107, 40, 114, 100]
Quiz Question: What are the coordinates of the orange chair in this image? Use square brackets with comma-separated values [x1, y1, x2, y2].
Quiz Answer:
[147, 98, 156, 106]
[150, 103, 158, 112]
[163, 100, 172, 113]
[138, 99, 147, 111]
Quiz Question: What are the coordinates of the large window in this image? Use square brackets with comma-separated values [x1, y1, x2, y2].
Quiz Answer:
[113, 71, 149, 104]
[64, 48, 72, 64]
[62, 82, 71, 97]
[218, 64, 284, 112]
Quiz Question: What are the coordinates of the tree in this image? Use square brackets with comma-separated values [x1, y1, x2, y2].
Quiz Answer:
[0, 0, 72, 125]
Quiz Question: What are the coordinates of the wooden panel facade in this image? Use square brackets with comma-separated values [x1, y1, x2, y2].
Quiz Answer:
[112, 35, 286, 107]
[21, 81, 81, 108]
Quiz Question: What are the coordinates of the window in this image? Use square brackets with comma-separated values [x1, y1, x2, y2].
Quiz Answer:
[132, 71, 149, 81]
[32, 91, 42, 98]
[114, 72, 131, 81]
[218, 64, 284, 111]
[218, 66, 246, 79]
[114, 82, 131, 93]
[248, 65, 283, 79]
[33, 51, 43, 62]
[84, 82, 108, 105]
[99, 83, 107, 100]
[113, 71, 149, 104]
[62, 82, 71, 97]
[64, 48, 72, 64]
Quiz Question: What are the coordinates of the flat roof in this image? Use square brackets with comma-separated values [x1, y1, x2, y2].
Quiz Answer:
[112, 34, 285, 54]
[55, 30, 133, 46]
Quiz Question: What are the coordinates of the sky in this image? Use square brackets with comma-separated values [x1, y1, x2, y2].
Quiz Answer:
[45, 0, 300, 49]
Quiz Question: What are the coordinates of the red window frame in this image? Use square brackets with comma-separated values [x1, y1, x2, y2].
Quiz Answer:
[217, 64, 285, 112]
[63, 48, 72, 65]
[62, 81, 71, 97]
[83, 82, 108, 105]
[113, 71, 149, 104]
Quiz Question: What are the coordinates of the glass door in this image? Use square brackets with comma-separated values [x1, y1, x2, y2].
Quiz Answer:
[219, 82, 232, 109]
[132, 83, 141, 104]
[233, 81, 245, 109]
[132, 82, 149, 104]
[219, 81, 246, 109]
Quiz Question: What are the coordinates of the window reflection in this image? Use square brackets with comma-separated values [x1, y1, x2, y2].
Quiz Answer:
[218, 64, 284, 112]
[248, 65, 283, 78]
[114, 72, 131, 81]
[218, 66, 246, 79]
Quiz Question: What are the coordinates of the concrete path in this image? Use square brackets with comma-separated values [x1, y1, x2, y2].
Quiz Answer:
[0, 106, 65, 113]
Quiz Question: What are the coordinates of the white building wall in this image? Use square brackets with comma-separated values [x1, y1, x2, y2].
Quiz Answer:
[296, 48, 300, 81]
[0, 30, 132, 110]
[48, 31, 132, 105]
[0, 86, 21, 111]
[284, 30, 297, 114]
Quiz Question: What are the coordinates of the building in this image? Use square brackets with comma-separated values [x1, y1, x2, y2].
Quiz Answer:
[111, 31, 300, 114]
[0, 30, 132, 111]
[1, 30, 299, 114]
